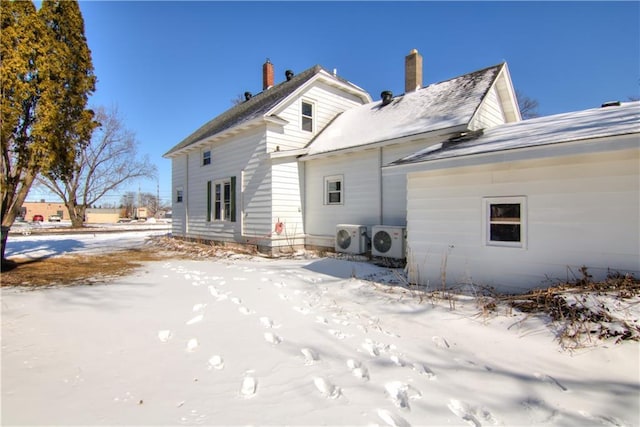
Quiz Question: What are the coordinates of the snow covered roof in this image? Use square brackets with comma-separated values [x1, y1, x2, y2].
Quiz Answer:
[303, 63, 505, 157]
[389, 101, 640, 167]
[163, 65, 368, 158]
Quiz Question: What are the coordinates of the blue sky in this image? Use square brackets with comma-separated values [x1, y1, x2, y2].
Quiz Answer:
[28, 1, 640, 204]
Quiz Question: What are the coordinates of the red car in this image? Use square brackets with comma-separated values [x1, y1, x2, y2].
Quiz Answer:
[32, 214, 44, 222]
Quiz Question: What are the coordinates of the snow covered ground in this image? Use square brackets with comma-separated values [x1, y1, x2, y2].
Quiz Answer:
[2, 231, 639, 426]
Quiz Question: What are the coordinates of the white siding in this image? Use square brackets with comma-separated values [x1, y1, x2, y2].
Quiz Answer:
[304, 149, 381, 245]
[406, 147, 640, 293]
[175, 126, 271, 244]
[271, 158, 305, 247]
[303, 137, 446, 246]
[171, 157, 187, 237]
[470, 86, 507, 130]
[268, 82, 366, 152]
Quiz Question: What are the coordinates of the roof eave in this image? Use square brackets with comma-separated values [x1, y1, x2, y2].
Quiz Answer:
[299, 124, 469, 161]
[163, 116, 266, 159]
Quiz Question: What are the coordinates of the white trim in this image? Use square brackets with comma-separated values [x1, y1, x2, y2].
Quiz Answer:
[301, 99, 315, 133]
[324, 174, 343, 205]
[482, 196, 527, 249]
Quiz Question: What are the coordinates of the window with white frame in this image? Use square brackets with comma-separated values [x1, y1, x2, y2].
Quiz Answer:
[324, 175, 343, 205]
[484, 196, 526, 248]
[213, 177, 236, 222]
[301, 101, 314, 132]
[202, 150, 211, 166]
[176, 187, 184, 203]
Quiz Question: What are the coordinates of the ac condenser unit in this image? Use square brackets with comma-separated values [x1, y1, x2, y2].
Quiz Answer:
[371, 225, 406, 259]
[335, 224, 368, 254]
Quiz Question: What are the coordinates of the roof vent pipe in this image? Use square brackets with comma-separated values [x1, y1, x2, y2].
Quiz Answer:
[244, 91, 252, 101]
[285, 70, 294, 81]
[381, 90, 394, 106]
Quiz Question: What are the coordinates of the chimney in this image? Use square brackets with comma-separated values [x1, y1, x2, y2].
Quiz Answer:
[405, 48, 423, 93]
[263, 59, 274, 90]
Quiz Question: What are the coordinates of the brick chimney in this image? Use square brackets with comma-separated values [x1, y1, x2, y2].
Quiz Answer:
[263, 59, 274, 90]
[405, 49, 423, 93]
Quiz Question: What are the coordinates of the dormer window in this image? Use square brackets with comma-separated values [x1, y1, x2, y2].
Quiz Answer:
[301, 101, 314, 132]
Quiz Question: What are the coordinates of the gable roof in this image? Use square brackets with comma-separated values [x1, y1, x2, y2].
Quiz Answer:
[388, 101, 640, 168]
[163, 65, 368, 158]
[302, 63, 507, 158]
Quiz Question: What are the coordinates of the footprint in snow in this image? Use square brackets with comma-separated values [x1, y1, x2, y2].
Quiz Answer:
[231, 297, 242, 305]
[412, 363, 437, 380]
[186, 338, 199, 352]
[390, 355, 407, 367]
[328, 329, 348, 340]
[301, 348, 320, 365]
[384, 381, 421, 410]
[447, 399, 499, 427]
[313, 377, 341, 399]
[579, 410, 628, 427]
[158, 330, 172, 342]
[279, 293, 290, 301]
[264, 332, 282, 345]
[259, 317, 280, 329]
[208, 355, 224, 370]
[534, 372, 568, 391]
[293, 306, 311, 315]
[185, 314, 203, 325]
[238, 306, 255, 315]
[521, 398, 558, 424]
[432, 335, 449, 349]
[239, 374, 257, 398]
[377, 408, 411, 427]
[316, 316, 329, 325]
[346, 359, 369, 380]
[192, 303, 207, 312]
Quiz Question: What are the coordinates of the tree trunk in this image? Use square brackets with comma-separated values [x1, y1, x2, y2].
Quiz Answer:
[65, 199, 86, 228]
[1, 171, 36, 264]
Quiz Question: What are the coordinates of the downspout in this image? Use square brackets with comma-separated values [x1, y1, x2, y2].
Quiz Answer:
[378, 147, 383, 225]
[240, 169, 245, 237]
[185, 153, 189, 234]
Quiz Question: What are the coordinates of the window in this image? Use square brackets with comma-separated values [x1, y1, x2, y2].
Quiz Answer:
[484, 197, 526, 248]
[213, 177, 236, 222]
[324, 175, 343, 205]
[176, 187, 184, 203]
[202, 150, 211, 166]
[301, 101, 313, 132]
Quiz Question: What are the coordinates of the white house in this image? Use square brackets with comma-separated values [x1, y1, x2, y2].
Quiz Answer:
[299, 51, 520, 248]
[163, 61, 371, 252]
[165, 49, 638, 292]
[386, 101, 640, 292]
[165, 49, 520, 253]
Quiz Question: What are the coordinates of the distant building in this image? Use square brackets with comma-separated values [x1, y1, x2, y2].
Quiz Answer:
[21, 201, 69, 221]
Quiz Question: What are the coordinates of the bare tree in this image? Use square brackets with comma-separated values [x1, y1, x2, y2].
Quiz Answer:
[38, 106, 157, 227]
[516, 89, 540, 119]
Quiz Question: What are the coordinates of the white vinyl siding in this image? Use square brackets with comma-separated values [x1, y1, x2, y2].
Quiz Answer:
[171, 157, 187, 236]
[470, 86, 507, 130]
[406, 147, 640, 293]
[267, 82, 366, 152]
[304, 149, 380, 242]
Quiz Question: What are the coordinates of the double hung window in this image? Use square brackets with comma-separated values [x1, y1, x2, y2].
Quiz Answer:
[301, 101, 314, 132]
[324, 175, 343, 205]
[484, 197, 526, 248]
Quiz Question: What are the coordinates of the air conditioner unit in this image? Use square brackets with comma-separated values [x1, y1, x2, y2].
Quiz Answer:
[371, 225, 406, 259]
[335, 224, 368, 254]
